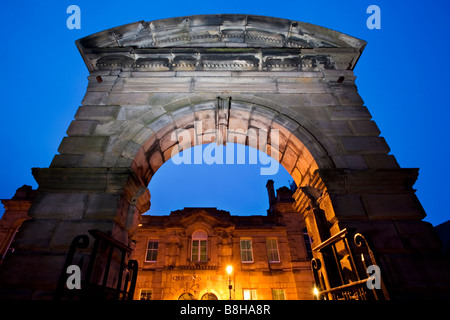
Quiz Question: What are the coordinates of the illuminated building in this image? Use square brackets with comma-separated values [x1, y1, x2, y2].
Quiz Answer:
[133, 181, 314, 300]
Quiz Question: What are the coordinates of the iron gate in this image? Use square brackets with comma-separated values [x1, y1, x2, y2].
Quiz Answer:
[55, 229, 138, 300]
[311, 228, 390, 300]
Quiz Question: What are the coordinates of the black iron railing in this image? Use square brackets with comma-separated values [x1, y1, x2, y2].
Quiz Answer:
[311, 228, 389, 300]
[55, 229, 138, 300]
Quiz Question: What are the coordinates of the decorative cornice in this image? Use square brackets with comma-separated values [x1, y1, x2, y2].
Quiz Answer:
[86, 47, 347, 72]
[76, 14, 366, 72]
[170, 264, 219, 270]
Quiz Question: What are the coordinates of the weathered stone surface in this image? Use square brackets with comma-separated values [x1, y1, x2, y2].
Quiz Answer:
[50, 154, 83, 168]
[318, 168, 421, 194]
[339, 136, 390, 154]
[361, 193, 426, 220]
[348, 120, 381, 136]
[84, 193, 121, 219]
[66, 120, 98, 136]
[123, 77, 192, 92]
[107, 92, 151, 105]
[394, 220, 443, 253]
[31, 193, 88, 219]
[326, 105, 372, 120]
[302, 93, 337, 107]
[328, 193, 367, 220]
[49, 220, 117, 250]
[364, 154, 400, 169]
[194, 76, 278, 92]
[75, 105, 120, 121]
[32, 167, 134, 193]
[58, 136, 108, 154]
[330, 83, 365, 106]
[81, 91, 109, 105]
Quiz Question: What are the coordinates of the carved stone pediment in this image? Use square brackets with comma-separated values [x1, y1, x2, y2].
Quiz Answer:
[76, 14, 366, 72]
[164, 208, 235, 230]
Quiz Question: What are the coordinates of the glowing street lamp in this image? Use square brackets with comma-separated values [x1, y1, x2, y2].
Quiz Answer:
[226, 265, 233, 275]
[226, 265, 233, 300]
[313, 286, 320, 300]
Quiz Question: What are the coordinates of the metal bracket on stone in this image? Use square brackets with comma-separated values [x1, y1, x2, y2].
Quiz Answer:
[216, 97, 231, 146]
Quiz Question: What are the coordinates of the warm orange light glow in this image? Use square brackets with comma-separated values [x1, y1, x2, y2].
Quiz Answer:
[313, 286, 319, 297]
[226, 265, 233, 275]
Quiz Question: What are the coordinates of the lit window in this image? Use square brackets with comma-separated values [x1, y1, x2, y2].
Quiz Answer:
[191, 230, 208, 262]
[240, 239, 253, 263]
[272, 289, 286, 300]
[243, 289, 257, 300]
[266, 238, 280, 263]
[140, 289, 152, 300]
[145, 240, 159, 262]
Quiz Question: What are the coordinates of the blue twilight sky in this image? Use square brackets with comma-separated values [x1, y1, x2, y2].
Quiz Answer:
[1, 1, 450, 226]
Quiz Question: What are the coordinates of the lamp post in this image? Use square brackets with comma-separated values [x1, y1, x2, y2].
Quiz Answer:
[226, 265, 233, 300]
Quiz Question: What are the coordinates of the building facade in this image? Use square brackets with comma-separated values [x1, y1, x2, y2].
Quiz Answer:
[133, 182, 314, 300]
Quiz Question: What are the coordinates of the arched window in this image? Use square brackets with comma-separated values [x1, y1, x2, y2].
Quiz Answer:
[191, 230, 208, 262]
[178, 292, 195, 300]
[201, 293, 218, 300]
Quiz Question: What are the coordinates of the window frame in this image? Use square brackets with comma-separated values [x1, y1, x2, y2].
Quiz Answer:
[266, 237, 280, 263]
[243, 289, 257, 300]
[240, 238, 254, 263]
[272, 288, 286, 300]
[145, 239, 159, 263]
[140, 289, 152, 300]
[191, 230, 208, 263]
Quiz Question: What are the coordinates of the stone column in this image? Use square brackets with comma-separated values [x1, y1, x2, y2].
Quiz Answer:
[0, 167, 149, 299]
[294, 168, 450, 299]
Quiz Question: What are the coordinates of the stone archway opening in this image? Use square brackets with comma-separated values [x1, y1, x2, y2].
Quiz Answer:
[122, 99, 331, 300]
[126, 99, 327, 234]
[130, 99, 323, 187]
[145, 142, 293, 215]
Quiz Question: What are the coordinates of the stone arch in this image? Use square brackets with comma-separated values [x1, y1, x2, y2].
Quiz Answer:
[1, 14, 449, 300]
[126, 98, 332, 191]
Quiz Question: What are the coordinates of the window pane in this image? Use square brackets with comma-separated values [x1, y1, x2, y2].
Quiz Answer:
[243, 289, 257, 300]
[272, 289, 286, 300]
[192, 240, 199, 261]
[266, 238, 279, 262]
[240, 239, 253, 262]
[140, 289, 152, 300]
[200, 240, 207, 262]
[151, 250, 158, 261]
[192, 231, 208, 262]
[146, 240, 158, 262]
